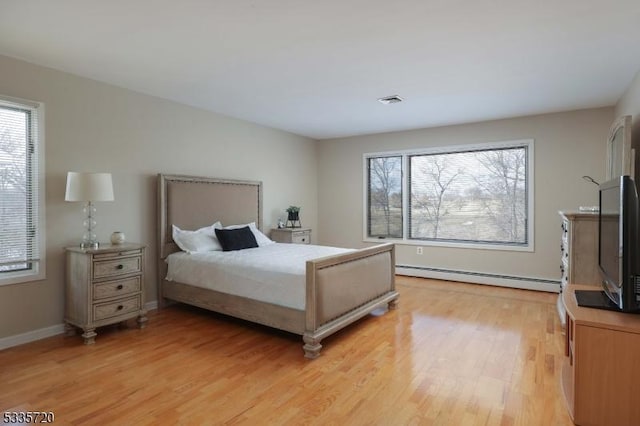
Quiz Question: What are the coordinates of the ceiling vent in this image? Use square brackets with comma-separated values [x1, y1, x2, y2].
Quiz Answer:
[378, 95, 403, 105]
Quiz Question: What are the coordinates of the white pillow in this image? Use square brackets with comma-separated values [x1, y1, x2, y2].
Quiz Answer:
[172, 222, 222, 253]
[223, 222, 274, 246]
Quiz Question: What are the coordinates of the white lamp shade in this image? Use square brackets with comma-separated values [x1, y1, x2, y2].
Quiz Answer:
[65, 172, 114, 202]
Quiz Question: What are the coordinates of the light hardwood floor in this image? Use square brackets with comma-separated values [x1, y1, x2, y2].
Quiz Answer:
[0, 277, 573, 425]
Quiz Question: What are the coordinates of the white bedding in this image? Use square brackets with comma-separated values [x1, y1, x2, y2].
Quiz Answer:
[165, 243, 353, 310]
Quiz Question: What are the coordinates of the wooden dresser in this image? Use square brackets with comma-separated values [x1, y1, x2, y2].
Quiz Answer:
[557, 211, 600, 327]
[65, 243, 147, 344]
[562, 285, 640, 425]
[270, 228, 312, 244]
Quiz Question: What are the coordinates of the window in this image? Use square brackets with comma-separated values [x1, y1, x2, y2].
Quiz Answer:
[367, 156, 403, 238]
[364, 140, 533, 250]
[0, 96, 45, 285]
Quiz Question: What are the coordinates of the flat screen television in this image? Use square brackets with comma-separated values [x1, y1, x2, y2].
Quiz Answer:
[597, 176, 640, 312]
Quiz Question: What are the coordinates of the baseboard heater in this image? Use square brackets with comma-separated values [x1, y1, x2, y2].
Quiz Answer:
[396, 264, 560, 293]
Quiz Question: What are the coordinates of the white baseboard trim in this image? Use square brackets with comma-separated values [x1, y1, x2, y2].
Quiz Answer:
[396, 265, 560, 293]
[0, 323, 65, 351]
[0, 300, 159, 351]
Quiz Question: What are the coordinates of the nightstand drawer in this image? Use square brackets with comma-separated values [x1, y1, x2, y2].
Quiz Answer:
[93, 256, 141, 279]
[93, 295, 141, 321]
[94, 276, 141, 300]
[271, 228, 312, 244]
[291, 232, 310, 244]
[93, 249, 142, 259]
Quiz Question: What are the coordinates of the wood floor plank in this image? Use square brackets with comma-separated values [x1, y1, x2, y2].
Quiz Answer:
[0, 277, 573, 425]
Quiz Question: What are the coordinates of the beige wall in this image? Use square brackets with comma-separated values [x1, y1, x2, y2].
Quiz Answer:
[616, 69, 640, 129]
[0, 55, 317, 339]
[317, 108, 613, 283]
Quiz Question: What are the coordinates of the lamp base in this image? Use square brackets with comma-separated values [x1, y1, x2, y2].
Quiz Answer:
[80, 241, 100, 249]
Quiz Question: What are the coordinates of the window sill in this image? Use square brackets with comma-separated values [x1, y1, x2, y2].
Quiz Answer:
[363, 237, 534, 252]
[0, 268, 46, 286]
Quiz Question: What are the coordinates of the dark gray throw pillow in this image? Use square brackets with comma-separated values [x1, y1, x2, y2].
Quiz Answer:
[214, 226, 258, 251]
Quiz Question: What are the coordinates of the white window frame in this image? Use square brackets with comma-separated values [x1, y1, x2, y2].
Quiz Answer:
[363, 139, 534, 252]
[0, 95, 46, 285]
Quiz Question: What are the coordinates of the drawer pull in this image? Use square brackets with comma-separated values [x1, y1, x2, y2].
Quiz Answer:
[117, 305, 123, 311]
[116, 264, 124, 270]
[116, 284, 124, 290]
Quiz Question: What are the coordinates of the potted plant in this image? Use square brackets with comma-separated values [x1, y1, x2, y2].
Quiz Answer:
[286, 206, 301, 222]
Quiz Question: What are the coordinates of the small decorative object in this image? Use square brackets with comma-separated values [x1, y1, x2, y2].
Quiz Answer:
[110, 231, 126, 244]
[286, 206, 301, 228]
[582, 176, 600, 186]
[578, 206, 599, 213]
[277, 218, 285, 229]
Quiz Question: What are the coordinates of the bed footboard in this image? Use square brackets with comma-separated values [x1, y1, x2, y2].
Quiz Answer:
[303, 243, 398, 358]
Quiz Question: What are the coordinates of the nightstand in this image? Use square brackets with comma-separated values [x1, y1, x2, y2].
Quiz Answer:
[270, 228, 312, 244]
[64, 243, 147, 344]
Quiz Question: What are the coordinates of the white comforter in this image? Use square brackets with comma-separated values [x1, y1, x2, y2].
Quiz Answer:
[165, 243, 353, 310]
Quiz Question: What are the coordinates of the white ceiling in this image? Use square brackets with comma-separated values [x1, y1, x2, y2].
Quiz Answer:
[1, 1, 639, 139]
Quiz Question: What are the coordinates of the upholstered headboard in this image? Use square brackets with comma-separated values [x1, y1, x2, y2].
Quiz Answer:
[157, 174, 263, 260]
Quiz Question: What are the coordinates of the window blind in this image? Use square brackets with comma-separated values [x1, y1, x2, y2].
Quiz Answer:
[0, 98, 41, 275]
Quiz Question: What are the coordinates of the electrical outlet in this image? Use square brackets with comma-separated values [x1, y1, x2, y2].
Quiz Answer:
[416, 247, 423, 255]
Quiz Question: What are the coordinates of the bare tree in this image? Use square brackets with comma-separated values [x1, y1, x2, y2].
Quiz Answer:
[473, 148, 526, 241]
[0, 108, 28, 194]
[369, 157, 402, 237]
[411, 155, 463, 238]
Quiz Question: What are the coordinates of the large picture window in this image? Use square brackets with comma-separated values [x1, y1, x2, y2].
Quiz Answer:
[364, 140, 533, 250]
[0, 96, 45, 285]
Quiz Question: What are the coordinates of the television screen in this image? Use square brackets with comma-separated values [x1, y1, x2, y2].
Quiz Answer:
[599, 183, 621, 289]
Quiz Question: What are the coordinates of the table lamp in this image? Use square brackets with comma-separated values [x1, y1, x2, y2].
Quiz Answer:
[65, 172, 114, 249]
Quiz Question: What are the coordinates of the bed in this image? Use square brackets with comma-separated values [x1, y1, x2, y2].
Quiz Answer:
[157, 174, 398, 358]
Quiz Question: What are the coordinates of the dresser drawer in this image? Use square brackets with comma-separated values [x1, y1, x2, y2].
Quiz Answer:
[93, 295, 141, 321]
[93, 256, 141, 279]
[93, 276, 141, 300]
[291, 231, 310, 244]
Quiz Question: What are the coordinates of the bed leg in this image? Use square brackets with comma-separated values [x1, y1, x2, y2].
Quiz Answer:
[303, 335, 322, 359]
[388, 298, 399, 310]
